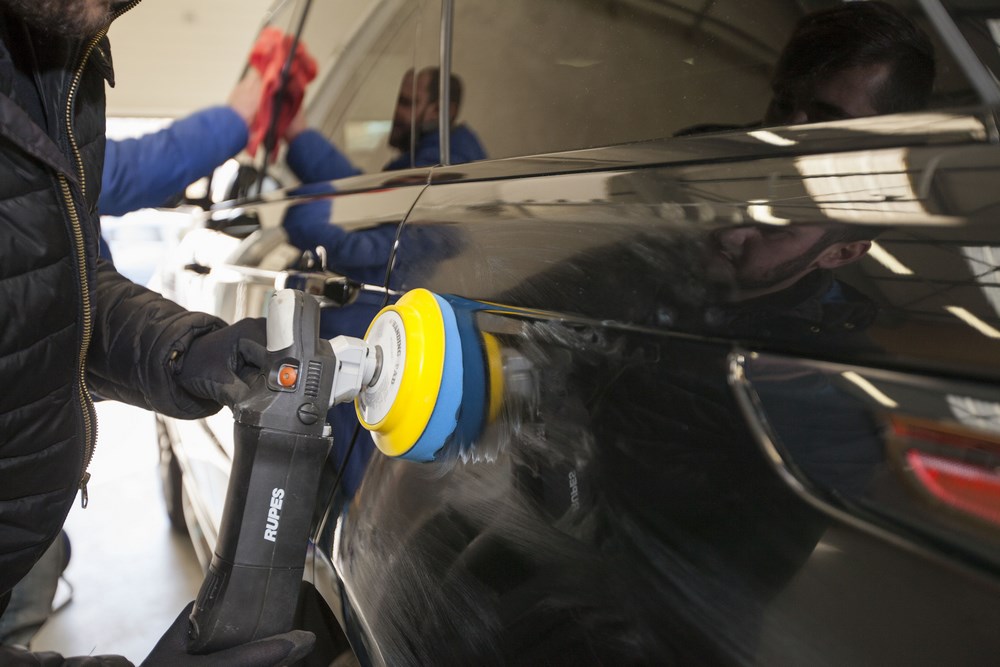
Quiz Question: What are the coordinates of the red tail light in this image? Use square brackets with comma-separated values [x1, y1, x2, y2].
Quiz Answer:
[906, 450, 1000, 527]
[736, 352, 1000, 567]
[891, 416, 1000, 529]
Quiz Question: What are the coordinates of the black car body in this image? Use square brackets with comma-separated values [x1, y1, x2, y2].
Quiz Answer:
[156, 0, 1000, 664]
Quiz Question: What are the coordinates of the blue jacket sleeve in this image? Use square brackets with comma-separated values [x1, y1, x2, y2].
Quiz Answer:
[283, 196, 395, 284]
[286, 129, 361, 183]
[100, 106, 248, 217]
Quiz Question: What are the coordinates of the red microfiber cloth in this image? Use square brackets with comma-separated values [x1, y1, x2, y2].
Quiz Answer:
[247, 26, 317, 159]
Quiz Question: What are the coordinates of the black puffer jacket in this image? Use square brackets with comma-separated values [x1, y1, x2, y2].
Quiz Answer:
[0, 3, 226, 603]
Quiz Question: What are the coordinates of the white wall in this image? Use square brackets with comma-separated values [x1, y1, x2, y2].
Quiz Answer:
[106, 0, 274, 118]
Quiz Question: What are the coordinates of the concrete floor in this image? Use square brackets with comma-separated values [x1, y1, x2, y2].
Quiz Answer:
[31, 401, 203, 662]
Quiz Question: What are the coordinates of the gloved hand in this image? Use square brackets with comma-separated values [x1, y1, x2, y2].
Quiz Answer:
[175, 317, 268, 409]
[141, 602, 315, 667]
[0, 645, 131, 666]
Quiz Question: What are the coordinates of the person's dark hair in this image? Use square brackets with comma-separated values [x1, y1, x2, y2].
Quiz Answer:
[1, 0, 112, 38]
[772, 1, 936, 114]
[422, 67, 464, 113]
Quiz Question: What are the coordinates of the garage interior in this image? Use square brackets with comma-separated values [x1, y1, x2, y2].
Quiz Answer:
[4, 0, 1000, 663]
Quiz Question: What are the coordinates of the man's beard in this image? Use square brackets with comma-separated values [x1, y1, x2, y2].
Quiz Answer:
[388, 121, 410, 152]
[389, 118, 436, 153]
[2, 0, 112, 38]
[706, 229, 831, 295]
[733, 247, 822, 292]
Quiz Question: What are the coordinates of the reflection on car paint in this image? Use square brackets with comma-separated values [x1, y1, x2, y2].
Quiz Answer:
[737, 351, 1000, 570]
[156, 0, 1000, 662]
[335, 307, 829, 663]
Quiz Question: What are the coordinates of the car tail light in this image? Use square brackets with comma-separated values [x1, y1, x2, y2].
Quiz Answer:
[906, 451, 1000, 526]
[891, 415, 1000, 528]
[732, 351, 1000, 568]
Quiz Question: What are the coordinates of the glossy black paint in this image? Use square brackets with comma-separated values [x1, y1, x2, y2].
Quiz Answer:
[157, 1, 1000, 664]
[305, 118, 1000, 664]
[167, 122, 1000, 664]
[403, 129, 1000, 378]
[333, 327, 1000, 664]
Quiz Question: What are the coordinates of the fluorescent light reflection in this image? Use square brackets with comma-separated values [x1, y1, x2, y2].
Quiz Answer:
[946, 306, 1000, 339]
[747, 200, 790, 225]
[796, 149, 924, 223]
[800, 113, 986, 138]
[989, 19, 1000, 55]
[947, 394, 1000, 436]
[842, 371, 899, 408]
[867, 242, 914, 275]
[961, 246, 1000, 319]
[748, 130, 797, 146]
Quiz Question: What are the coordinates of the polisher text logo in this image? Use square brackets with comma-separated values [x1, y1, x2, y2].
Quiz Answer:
[390, 319, 402, 387]
[264, 488, 284, 542]
[568, 471, 580, 512]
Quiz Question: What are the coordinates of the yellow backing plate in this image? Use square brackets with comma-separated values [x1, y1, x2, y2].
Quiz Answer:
[356, 289, 445, 457]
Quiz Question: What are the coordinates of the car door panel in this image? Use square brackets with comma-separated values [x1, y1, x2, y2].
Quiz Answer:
[325, 130, 1000, 664]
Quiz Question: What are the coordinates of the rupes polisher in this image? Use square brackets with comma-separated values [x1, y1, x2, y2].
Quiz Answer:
[188, 288, 502, 653]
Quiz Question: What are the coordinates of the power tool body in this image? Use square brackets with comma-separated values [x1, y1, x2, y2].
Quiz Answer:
[188, 287, 504, 653]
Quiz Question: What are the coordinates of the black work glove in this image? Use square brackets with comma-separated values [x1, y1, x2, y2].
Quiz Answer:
[175, 317, 269, 409]
[0, 645, 131, 666]
[141, 602, 315, 667]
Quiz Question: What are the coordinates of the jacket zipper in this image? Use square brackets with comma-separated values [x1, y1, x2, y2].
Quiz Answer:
[61, 0, 143, 508]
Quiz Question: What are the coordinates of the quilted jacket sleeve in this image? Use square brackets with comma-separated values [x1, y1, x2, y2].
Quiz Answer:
[85, 260, 228, 419]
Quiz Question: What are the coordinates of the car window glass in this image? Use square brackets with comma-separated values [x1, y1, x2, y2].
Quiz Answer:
[293, 0, 442, 175]
[203, 0, 316, 201]
[247, 0, 320, 170]
[450, 0, 978, 162]
[939, 0, 1000, 84]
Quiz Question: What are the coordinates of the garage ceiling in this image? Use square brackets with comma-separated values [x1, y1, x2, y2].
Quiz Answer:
[106, 0, 274, 118]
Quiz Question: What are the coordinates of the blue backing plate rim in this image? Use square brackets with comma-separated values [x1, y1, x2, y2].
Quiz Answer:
[443, 295, 488, 451]
[402, 293, 464, 461]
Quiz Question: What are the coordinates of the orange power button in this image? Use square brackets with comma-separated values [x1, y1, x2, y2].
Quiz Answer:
[278, 364, 298, 388]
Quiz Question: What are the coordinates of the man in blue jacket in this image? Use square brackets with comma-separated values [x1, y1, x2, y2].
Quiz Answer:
[281, 66, 485, 292]
[283, 66, 486, 184]
[97, 69, 263, 260]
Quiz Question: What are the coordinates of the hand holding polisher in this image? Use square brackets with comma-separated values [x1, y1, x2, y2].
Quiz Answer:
[188, 288, 505, 653]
